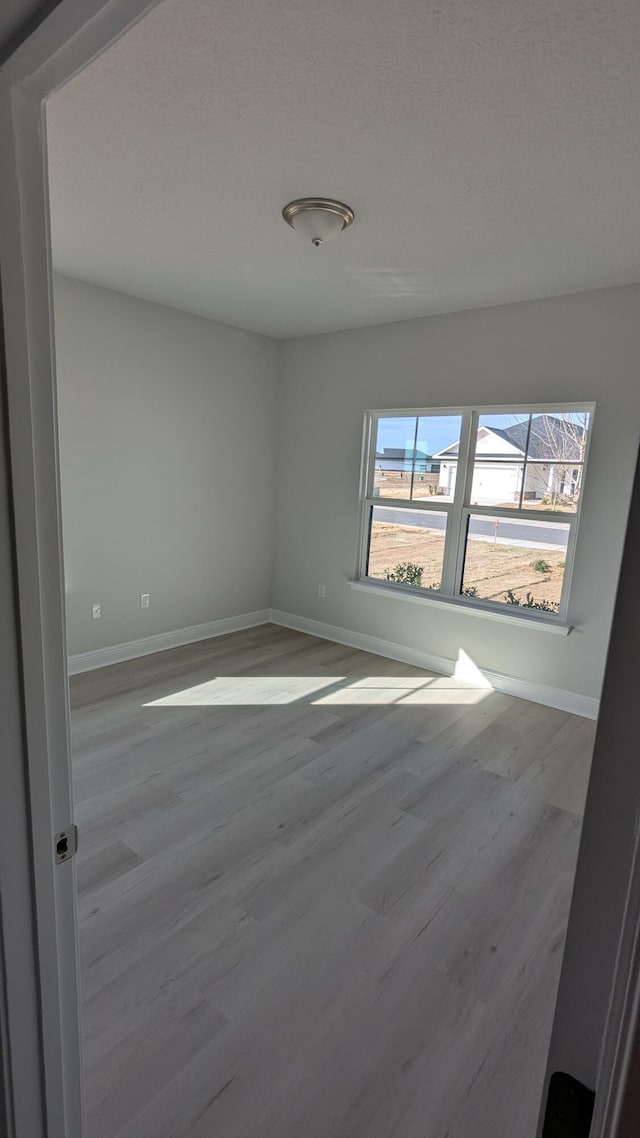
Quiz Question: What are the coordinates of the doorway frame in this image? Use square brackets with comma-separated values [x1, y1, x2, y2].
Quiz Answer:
[0, 5, 163, 1136]
[1, 5, 640, 1136]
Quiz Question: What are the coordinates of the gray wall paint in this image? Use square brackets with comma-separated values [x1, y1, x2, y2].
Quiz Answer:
[54, 275, 278, 655]
[273, 285, 640, 702]
[0, 0, 60, 64]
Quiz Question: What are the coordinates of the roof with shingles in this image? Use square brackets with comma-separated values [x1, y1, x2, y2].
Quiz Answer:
[375, 447, 431, 460]
[495, 415, 586, 461]
[435, 415, 586, 462]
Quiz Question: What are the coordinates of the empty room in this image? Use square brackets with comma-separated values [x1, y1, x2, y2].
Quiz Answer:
[32, 0, 640, 1135]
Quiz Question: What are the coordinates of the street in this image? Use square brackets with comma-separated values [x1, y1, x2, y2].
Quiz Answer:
[374, 507, 569, 551]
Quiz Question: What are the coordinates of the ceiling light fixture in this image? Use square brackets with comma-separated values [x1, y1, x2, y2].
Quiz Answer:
[282, 197, 355, 247]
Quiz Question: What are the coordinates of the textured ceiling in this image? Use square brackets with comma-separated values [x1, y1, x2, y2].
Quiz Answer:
[47, 0, 640, 339]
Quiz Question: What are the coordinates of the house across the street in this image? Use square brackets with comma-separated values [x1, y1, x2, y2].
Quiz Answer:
[375, 446, 441, 474]
[433, 414, 587, 506]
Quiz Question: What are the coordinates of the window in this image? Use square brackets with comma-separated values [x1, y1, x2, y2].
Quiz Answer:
[359, 406, 594, 623]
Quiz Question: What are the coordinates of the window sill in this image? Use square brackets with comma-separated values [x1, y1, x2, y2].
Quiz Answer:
[348, 579, 572, 636]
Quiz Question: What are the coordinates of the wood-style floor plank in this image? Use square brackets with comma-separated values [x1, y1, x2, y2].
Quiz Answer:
[70, 624, 596, 1138]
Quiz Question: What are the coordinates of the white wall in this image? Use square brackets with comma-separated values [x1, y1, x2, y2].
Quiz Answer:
[55, 277, 640, 703]
[54, 275, 278, 655]
[273, 285, 640, 704]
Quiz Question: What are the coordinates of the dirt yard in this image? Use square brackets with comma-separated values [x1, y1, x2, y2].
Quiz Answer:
[373, 466, 577, 513]
[368, 522, 565, 608]
[373, 469, 442, 499]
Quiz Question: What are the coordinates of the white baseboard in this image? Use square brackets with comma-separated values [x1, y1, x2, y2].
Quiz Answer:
[67, 610, 271, 675]
[269, 609, 599, 719]
[67, 605, 599, 718]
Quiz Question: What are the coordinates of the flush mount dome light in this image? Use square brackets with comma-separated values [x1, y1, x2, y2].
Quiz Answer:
[282, 197, 355, 247]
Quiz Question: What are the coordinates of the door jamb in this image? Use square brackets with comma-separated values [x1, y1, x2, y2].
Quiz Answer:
[0, 4, 162, 1136]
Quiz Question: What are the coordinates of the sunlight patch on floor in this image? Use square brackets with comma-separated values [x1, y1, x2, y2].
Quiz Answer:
[144, 673, 492, 707]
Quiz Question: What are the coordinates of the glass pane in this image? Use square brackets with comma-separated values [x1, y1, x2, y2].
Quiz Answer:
[372, 413, 463, 502]
[470, 461, 524, 508]
[373, 416, 416, 500]
[525, 411, 590, 466]
[471, 410, 591, 511]
[461, 514, 570, 613]
[367, 506, 447, 591]
[410, 415, 462, 502]
[476, 413, 531, 456]
[413, 459, 458, 502]
[523, 462, 583, 513]
[412, 414, 462, 501]
[471, 412, 527, 508]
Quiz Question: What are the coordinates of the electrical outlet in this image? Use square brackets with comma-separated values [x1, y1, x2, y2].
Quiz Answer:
[140, 593, 150, 608]
[91, 603, 101, 619]
[317, 584, 326, 598]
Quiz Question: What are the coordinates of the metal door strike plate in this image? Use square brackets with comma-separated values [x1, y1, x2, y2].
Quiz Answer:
[55, 824, 79, 864]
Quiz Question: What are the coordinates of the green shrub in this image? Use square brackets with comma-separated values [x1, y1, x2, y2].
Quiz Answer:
[385, 562, 424, 587]
[532, 559, 551, 574]
[504, 590, 559, 613]
[461, 585, 479, 597]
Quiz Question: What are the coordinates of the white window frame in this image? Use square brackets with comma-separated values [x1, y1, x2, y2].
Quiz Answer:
[357, 402, 595, 628]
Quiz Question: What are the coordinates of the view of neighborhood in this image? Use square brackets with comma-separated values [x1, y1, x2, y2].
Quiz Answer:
[368, 411, 589, 609]
[367, 511, 569, 609]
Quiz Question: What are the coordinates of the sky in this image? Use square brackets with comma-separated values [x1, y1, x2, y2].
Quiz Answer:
[375, 411, 588, 457]
[375, 414, 524, 456]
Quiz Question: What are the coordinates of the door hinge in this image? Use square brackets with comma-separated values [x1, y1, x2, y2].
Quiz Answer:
[55, 824, 78, 865]
[543, 1071, 595, 1137]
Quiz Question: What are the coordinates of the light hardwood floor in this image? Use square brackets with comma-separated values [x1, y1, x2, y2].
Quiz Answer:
[70, 624, 596, 1138]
